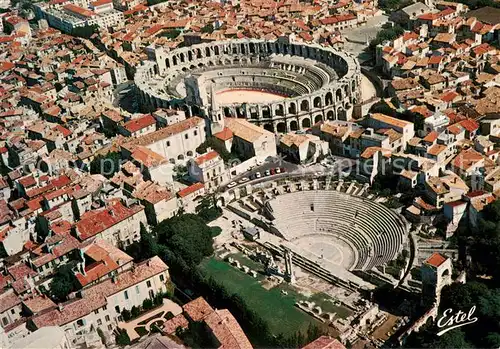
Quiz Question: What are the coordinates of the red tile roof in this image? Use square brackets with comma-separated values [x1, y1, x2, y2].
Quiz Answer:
[205, 309, 253, 349]
[123, 114, 156, 133]
[75, 200, 144, 240]
[183, 297, 213, 322]
[194, 151, 219, 165]
[425, 252, 448, 268]
[0, 291, 21, 313]
[63, 4, 96, 17]
[214, 127, 233, 141]
[177, 182, 205, 198]
[302, 336, 346, 349]
[32, 256, 168, 328]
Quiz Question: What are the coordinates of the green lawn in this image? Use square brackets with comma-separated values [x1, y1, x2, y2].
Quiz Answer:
[226, 252, 266, 272]
[200, 257, 319, 336]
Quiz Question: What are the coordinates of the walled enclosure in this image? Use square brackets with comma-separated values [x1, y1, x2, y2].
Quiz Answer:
[135, 39, 361, 133]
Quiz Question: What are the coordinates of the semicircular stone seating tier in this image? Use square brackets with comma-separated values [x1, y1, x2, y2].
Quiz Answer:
[266, 190, 407, 271]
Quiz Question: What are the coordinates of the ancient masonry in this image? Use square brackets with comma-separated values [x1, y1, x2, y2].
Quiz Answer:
[135, 38, 361, 133]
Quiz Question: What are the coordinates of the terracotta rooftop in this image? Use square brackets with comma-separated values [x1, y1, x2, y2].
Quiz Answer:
[183, 296, 213, 322]
[194, 151, 220, 165]
[205, 309, 253, 349]
[425, 252, 448, 268]
[32, 256, 168, 328]
[75, 200, 144, 240]
[177, 182, 205, 198]
[302, 336, 346, 349]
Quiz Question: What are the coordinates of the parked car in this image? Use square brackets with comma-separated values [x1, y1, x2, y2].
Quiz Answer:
[254, 172, 262, 179]
[264, 169, 271, 176]
[227, 182, 237, 188]
[239, 177, 250, 183]
[275, 167, 281, 174]
[280, 167, 286, 173]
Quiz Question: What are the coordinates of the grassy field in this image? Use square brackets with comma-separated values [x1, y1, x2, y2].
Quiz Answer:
[200, 257, 318, 336]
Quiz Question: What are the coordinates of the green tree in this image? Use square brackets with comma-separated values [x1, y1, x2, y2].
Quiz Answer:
[201, 23, 214, 34]
[89, 151, 122, 178]
[71, 25, 98, 39]
[115, 328, 130, 346]
[196, 137, 235, 162]
[195, 194, 222, 222]
[161, 29, 181, 39]
[142, 298, 153, 310]
[369, 25, 405, 50]
[49, 263, 79, 301]
[155, 214, 214, 267]
[121, 309, 131, 322]
[131, 305, 141, 319]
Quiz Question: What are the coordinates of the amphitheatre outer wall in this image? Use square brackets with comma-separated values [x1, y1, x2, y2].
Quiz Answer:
[135, 39, 362, 133]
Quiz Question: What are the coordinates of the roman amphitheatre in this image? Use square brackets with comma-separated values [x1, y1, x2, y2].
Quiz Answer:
[135, 38, 378, 133]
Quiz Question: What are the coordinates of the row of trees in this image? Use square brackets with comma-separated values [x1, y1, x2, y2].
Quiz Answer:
[121, 293, 165, 322]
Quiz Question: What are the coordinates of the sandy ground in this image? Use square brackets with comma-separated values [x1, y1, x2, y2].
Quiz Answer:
[216, 89, 286, 104]
[361, 74, 377, 102]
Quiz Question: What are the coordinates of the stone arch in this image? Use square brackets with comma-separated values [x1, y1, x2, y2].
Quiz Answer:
[224, 107, 232, 117]
[264, 123, 274, 133]
[337, 107, 346, 121]
[327, 110, 334, 120]
[180, 53, 185, 63]
[290, 120, 298, 131]
[288, 102, 297, 114]
[172, 56, 177, 65]
[177, 154, 184, 160]
[240, 43, 246, 54]
[187, 150, 193, 157]
[326, 91, 333, 105]
[314, 114, 323, 124]
[302, 118, 311, 128]
[267, 42, 273, 53]
[189, 64, 195, 70]
[314, 96, 322, 108]
[262, 106, 271, 118]
[165, 58, 170, 68]
[275, 104, 284, 116]
[196, 48, 202, 59]
[249, 42, 255, 54]
[188, 50, 193, 61]
[300, 100, 309, 112]
[214, 46, 220, 55]
[336, 89, 342, 102]
[205, 47, 211, 57]
[277, 122, 286, 133]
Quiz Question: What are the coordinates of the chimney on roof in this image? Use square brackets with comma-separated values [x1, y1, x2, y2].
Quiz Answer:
[58, 304, 64, 311]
